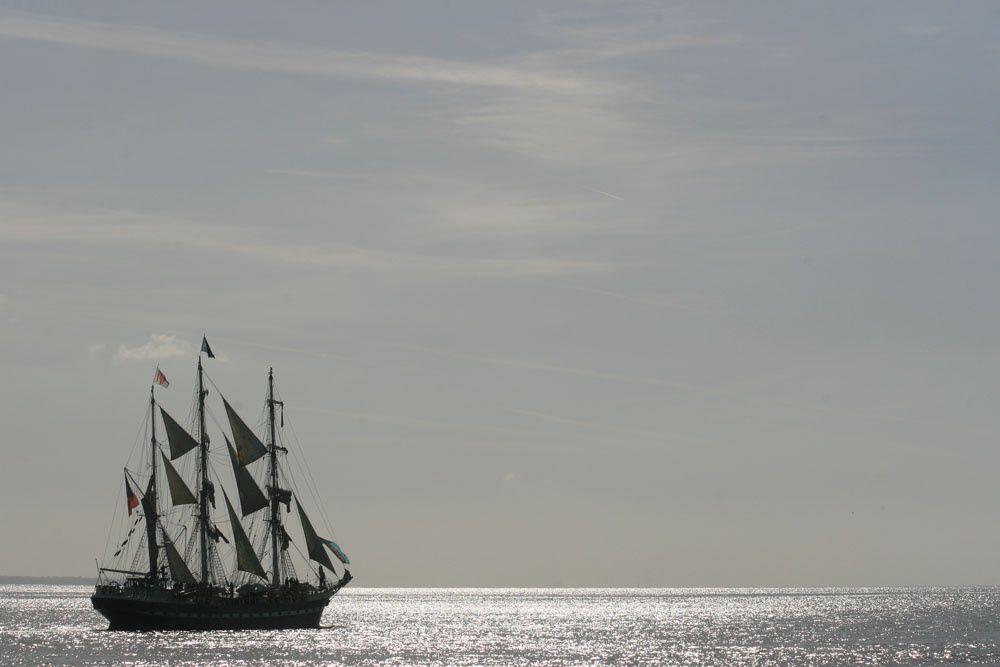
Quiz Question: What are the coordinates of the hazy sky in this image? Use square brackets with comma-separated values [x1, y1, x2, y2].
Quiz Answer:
[2, 2, 999, 586]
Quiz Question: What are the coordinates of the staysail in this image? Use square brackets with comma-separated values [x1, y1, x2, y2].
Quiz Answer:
[163, 531, 196, 584]
[159, 407, 199, 460]
[222, 397, 268, 465]
[295, 497, 337, 571]
[160, 452, 197, 506]
[222, 489, 266, 579]
[225, 437, 268, 516]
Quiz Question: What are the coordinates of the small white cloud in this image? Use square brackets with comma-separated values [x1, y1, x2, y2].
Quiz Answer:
[115, 334, 193, 364]
[501, 471, 518, 482]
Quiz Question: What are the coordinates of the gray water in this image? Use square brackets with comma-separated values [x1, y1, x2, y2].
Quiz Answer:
[3, 586, 1000, 665]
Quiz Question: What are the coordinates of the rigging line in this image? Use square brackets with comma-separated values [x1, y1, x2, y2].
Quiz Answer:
[201, 371, 235, 438]
[287, 535, 320, 580]
[283, 435, 334, 543]
[123, 400, 150, 473]
[101, 469, 131, 567]
[281, 400, 339, 538]
[129, 531, 147, 572]
[105, 399, 153, 565]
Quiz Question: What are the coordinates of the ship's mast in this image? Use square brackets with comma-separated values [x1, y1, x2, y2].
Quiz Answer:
[268, 367, 280, 587]
[197, 357, 210, 584]
[145, 385, 159, 579]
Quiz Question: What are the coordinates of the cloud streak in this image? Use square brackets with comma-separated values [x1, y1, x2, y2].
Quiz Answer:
[0, 12, 598, 94]
[0, 198, 611, 277]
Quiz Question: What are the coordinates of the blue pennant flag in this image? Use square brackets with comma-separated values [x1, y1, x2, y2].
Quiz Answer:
[201, 336, 215, 358]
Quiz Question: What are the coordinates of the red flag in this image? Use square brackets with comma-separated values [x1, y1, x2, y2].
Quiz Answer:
[153, 367, 169, 388]
[125, 478, 140, 516]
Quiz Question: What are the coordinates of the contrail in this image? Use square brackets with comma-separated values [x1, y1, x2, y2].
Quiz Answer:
[582, 186, 625, 201]
[386, 340, 913, 426]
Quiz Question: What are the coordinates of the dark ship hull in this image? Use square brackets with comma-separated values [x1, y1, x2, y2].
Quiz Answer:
[92, 585, 339, 631]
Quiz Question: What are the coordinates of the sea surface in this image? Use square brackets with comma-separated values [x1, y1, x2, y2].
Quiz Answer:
[3, 586, 1000, 665]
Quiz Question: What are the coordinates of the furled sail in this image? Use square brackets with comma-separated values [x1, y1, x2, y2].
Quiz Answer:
[225, 437, 268, 516]
[139, 476, 156, 518]
[269, 485, 292, 513]
[159, 407, 199, 460]
[140, 477, 159, 578]
[222, 489, 266, 579]
[295, 497, 337, 571]
[222, 397, 268, 466]
[160, 452, 197, 506]
[163, 532, 196, 584]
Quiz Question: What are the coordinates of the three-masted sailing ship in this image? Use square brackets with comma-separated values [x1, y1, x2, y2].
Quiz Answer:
[92, 339, 352, 630]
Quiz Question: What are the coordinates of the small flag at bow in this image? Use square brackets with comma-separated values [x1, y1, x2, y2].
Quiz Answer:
[153, 366, 169, 388]
[201, 336, 215, 358]
[125, 478, 140, 516]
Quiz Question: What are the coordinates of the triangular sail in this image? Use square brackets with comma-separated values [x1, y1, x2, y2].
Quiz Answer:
[160, 452, 197, 506]
[159, 407, 199, 460]
[295, 497, 337, 572]
[225, 437, 268, 516]
[222, 489, 266, 579]
[163, 531, 196, 584]
[222, 397, 268, 465]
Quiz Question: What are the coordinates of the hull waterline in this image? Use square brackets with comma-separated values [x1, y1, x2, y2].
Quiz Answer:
[91, 589, 335, 631]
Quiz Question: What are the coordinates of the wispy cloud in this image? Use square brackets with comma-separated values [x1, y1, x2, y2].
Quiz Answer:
[115, 333, 192, 364]
[0, 12, 598, 94]
[433, 191, 600, 238]
[0, 197, 611, 277]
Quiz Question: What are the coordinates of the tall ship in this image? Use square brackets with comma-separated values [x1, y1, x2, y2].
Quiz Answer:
[92, 338, 352, 630]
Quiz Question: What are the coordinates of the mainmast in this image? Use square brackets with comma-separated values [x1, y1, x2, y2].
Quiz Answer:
[197, 357, 210, 584]
[144, 385, 159, 579]
[268, 367, 281, 587]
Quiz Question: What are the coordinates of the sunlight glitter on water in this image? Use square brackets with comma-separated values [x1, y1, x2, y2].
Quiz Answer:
[3, 586, 1000, 665]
